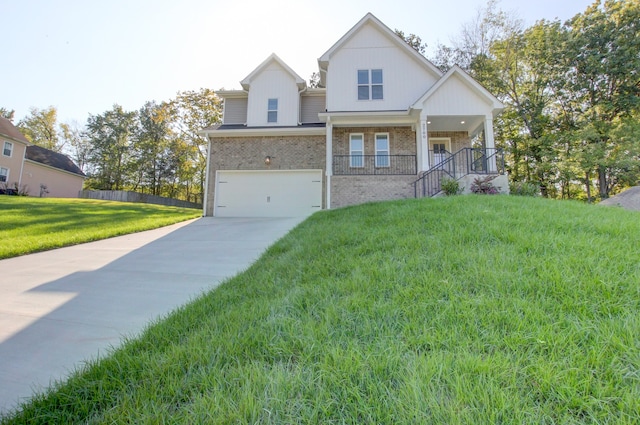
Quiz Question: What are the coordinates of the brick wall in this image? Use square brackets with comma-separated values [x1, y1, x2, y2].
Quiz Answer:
[205, 135, 326, 215]
[331, 175, 416, 208]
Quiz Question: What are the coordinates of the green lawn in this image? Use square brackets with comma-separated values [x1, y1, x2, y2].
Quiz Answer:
[2, 196, 639, 424]
[0, 197, 201, 259]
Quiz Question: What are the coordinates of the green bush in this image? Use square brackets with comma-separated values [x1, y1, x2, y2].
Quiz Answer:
[510, 181, 539, 196]
[441, 177, 463, 196]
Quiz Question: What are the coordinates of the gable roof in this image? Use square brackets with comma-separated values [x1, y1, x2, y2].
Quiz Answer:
[317, 13, 443, 85]
[240, 53, 306, 91]
[412, 65, 504, 114]
[25, 145, 85, 177]
[0, 117, 29, 144]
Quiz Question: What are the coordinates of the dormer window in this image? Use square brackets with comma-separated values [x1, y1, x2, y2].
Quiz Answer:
[267, 98, 278, 123]
[357, 69, 383, 100]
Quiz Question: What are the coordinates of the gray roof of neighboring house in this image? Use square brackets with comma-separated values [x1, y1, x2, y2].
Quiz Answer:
[0, 117, 30, 144]
[25, 145, 86, 177]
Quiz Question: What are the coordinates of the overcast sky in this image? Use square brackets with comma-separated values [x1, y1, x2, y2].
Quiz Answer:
[2, 0, 594, 124]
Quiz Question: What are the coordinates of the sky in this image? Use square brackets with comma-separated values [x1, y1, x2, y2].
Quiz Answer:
[2, 0, 595, 125]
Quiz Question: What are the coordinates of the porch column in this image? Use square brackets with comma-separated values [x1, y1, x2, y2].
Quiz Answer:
[417, 114, 430, 171]
[325, 120, 333, 209]
[484, 115, 497, 172]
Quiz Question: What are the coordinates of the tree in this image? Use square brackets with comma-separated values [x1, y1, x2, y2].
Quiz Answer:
[563, 0, 640, 199]
[85, 105, 137, 190]
[394, 29, 428, 55]
[133, 101, 175, 196]
[17, 106, 63, 151]
[60, 120, 92, 174]
[308, 72, 321, 89]
[169, 89, 222, 203]
[0, 108, 15, 121]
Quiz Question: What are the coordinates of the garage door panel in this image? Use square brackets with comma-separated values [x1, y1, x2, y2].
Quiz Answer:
[215, 170, 322, 217]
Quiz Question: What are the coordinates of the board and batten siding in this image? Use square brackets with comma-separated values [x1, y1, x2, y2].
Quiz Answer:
[223, 98, 248, 124]
[246, 62, 300, 127]
[424, 74, 493, 116]
[326, 23, 439, 112]
[301, 94, 326, 123]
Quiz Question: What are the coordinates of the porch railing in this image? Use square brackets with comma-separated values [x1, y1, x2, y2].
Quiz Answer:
[414, 148, 504, 198]
[333, 155, 417, 175]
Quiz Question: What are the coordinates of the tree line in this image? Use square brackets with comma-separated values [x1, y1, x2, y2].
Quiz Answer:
[424, 0, 640, 201]
[1, 89, 221, 204]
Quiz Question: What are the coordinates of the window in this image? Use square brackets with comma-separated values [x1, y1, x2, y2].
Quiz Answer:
[350, 134, 364, 167]
[3, 141, 12, 157]
[0, 167, 8, 183]
[357, 69, 383, 100]
[375, 133, 389, 167]
[267, 98, 278, 123]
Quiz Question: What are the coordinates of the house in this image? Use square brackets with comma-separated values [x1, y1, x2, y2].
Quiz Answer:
[0, 117, 85, 197]
[201, 13, 506, 218]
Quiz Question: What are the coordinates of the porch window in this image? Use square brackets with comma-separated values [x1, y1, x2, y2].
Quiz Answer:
[267, 98, 278, 123]
[349, 134, 364, 167]
[3, 141, 12, 157]
[375, 133, 389, 167]
[0, 167, 8, 183]
[357, 69, 383, 100]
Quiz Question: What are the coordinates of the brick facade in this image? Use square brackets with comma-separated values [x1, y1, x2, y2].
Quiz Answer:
[205, 135, 326, 216]
[331, 175, 417, 208]
[205, 130, 474, 215]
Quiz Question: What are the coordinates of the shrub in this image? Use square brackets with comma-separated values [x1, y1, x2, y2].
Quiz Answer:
[509, 181, 539, 197]
[441, 177, 463, 196]
[470, 176, 500, 195]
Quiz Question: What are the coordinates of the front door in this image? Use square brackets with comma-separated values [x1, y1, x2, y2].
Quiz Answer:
[430, 138, 451, 167]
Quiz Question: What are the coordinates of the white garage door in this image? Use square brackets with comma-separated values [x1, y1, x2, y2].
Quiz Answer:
[214, 170, 323, 217]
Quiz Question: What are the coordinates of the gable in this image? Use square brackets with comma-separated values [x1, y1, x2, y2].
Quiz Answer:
[415, 66, 504, 117]
[319, 14, 442, 113]
[245, 57, 302, 127]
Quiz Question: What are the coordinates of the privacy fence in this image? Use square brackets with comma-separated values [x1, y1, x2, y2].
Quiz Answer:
[79, 190, 202, 209]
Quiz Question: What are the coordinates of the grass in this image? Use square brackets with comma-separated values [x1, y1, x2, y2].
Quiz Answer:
[0, 196, 202, 259]
[2, 195, 639, 424]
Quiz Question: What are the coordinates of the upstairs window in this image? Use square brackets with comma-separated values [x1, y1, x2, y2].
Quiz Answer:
[357, 69, 383, 100]
[3, 141, 13, 157]
[267, 98, 278, 123]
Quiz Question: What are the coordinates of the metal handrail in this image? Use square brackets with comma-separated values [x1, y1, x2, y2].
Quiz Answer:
[414, 148, 504, 197]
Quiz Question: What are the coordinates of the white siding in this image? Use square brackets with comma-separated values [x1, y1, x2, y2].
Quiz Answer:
[301, 95, 326, 123]
[246, 62, 300, 126]
[223, 98, 248, 124]
[425, 74, 493, 116]
[326, 23, 438, 112]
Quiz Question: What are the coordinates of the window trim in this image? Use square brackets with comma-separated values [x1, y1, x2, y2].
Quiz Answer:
[3, 141, 13, 157]
[0, 166, 9, 183]
[267, 98, 278, 123]
[357, 69, 383, 101]
[374, 133, 390, 168]
[349, 133, 364, 168]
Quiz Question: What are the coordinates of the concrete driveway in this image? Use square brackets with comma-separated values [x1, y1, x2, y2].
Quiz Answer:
[0, 216, 303, 414]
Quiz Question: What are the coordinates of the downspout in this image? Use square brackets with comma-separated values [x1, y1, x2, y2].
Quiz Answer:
[18, 141, 28, 189]
[325, 118, 332, 209]
[202, 134, 212, 217]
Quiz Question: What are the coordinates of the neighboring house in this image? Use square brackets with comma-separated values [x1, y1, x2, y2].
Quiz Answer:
[201, 13, 506, 218]
[0, 117, 85, 197]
